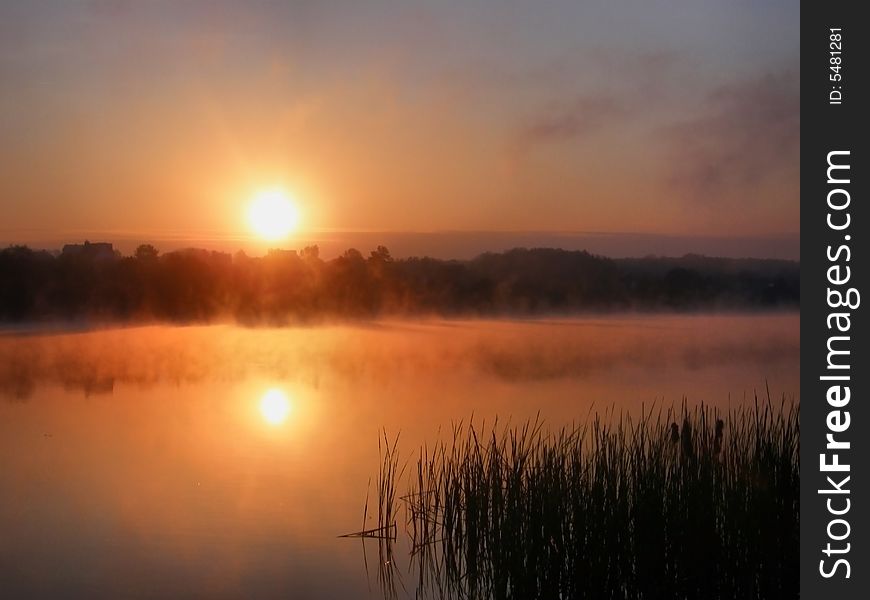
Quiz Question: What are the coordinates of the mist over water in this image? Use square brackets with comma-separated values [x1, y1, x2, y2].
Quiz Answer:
[0, 314, 799, 598]
[1, 314, 798, 403]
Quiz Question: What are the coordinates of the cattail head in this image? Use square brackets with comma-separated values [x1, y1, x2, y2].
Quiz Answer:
[713, 418, 725, 454]
[680, 418, 694, 459]
[670, 422, 679, 444]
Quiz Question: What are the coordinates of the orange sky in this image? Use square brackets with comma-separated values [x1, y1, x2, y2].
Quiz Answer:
[0, 1, 799, 258]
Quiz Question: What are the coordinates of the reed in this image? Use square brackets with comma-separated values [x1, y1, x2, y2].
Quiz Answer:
[340, 431, 405, 597]
[383, 396, 799, 599]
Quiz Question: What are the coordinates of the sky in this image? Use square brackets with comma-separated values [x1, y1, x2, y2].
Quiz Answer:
[0, 0, 799, 258]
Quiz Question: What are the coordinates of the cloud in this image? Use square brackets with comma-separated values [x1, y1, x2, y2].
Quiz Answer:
[662, 71, 799, 199]
[517, 94, 628, 147]
[512, 50, 679, 153]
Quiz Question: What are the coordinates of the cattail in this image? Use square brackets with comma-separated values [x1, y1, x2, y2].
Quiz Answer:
[713, 418, 724, 455]
[380, 402, 799, 599]
[680, 417, 694, 459]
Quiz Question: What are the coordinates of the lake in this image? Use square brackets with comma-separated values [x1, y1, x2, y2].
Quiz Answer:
[0, 313, 799, 599]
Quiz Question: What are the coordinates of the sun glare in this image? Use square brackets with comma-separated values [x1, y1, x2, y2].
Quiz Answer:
[247, 188, 300, 241]
[259, 388, 292, 426]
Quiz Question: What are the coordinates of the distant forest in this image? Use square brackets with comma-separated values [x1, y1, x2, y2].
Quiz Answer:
[0, 242, 799, 323]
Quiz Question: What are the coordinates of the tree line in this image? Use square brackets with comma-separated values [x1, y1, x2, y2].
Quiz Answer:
[0, 243, 799, 323]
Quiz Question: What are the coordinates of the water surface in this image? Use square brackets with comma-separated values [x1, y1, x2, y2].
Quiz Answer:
[0, 314, 799, 598]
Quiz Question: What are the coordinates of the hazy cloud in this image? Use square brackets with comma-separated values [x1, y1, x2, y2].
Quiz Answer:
[518, 94, 628, 147]
[513, 50, 678, 152]
[662, 71, 799, 200]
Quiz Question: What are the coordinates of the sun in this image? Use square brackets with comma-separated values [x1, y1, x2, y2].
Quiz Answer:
[247, 188, 300, 241]
[259, 388, 292, 426]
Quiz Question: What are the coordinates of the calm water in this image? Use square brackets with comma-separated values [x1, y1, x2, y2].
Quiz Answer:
[0, 314, 799, 599]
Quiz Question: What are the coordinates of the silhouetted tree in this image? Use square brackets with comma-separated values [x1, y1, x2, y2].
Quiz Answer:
[135, 244, 159, 261]
[0, 244, 799, 323]
[369, 245, 392, 263]
[301, 245, 320, 261]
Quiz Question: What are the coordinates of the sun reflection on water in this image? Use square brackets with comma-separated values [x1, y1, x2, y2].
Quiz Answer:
[259, 388, 291, 425]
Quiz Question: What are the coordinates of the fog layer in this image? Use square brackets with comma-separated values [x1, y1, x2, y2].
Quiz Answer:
[1, 315, 799, 401]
